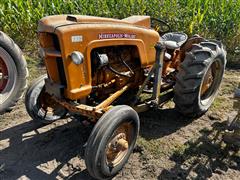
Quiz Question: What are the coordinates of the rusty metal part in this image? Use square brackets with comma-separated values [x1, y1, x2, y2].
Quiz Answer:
[95, 84, 130, 110]
[133, 90, 174, 113]
[201, 66, 214, 96]
[51, 96, 102, 119]
[50, 83, 130, 119]
[91, 46, 141, 99]
[174, 36, 205, 69]
[92, 79, 116, 89]
[162, 36, 206, 75]
[39, 90, 66, 117]
[92, 45, 140, 91]
[181, 36, 205, 53]
[105, 122, 132, 167]
[47, 83, 131, 120]
[170, 49, 181, 70]
[200, 61, 218, 97]
[143, 81, 174, 94]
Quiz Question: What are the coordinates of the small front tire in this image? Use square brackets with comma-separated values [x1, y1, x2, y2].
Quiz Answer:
[85, 105, 140, 180]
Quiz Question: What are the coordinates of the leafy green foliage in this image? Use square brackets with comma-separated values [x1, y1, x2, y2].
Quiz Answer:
[1, 0, 240, 62]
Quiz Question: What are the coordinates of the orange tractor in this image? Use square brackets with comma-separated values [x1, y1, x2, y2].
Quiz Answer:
[25, 15, 226, 179]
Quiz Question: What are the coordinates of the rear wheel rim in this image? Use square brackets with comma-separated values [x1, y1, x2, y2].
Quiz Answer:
[200, 59, 222, 106]
[0, 47, 17, 104]
[105, 122, 132, 167]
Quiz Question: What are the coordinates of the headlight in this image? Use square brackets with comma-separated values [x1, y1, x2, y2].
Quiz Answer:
[71, 51, 84, 65]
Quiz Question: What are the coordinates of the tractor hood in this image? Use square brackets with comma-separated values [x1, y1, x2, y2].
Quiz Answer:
[38, 15, 151, 33]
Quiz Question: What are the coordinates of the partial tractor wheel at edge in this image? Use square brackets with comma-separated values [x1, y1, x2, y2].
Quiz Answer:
[0, 31, 28, 114]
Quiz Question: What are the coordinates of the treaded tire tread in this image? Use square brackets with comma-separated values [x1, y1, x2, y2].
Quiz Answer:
[0, 31, 28, 114]
[173, 40, 227, 117]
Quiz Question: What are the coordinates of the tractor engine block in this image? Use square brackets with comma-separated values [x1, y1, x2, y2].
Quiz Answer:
[91, 46, 143, 98]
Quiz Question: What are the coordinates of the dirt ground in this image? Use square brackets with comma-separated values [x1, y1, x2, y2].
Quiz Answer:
[0, 69, 239, 180]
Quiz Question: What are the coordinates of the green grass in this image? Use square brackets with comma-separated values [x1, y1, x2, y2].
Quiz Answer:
[211, 97, 225, 109]
[0, 0, 240, 64]
[137, 136, 190, 158]
[26, 56, 45, 80]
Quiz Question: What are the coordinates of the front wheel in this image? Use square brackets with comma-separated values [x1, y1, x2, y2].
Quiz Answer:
[85, 105, 140, 180]
[25, 74, 67, 124]
[174, 40, 227, 117]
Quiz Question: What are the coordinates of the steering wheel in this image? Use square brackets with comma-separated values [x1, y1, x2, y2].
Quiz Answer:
[151, 17, 171, 35]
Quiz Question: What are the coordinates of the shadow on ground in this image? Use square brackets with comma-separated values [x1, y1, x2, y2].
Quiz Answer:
[0, 107, 202, 180]
[1, 63, 238, 180]
[0, 119, 94, 180]
[139, 108, 195, 140]
[158, 121, 240, 179]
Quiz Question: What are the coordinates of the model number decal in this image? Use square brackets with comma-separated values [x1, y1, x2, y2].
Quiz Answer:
[71, 35, 83, 42]
[98, 33, 136, 39]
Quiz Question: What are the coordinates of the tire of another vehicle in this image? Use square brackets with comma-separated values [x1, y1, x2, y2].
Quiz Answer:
[174, 40, 227, 117]
[0, 31, 28, 114]
[25, 74, 67, 124]
[85, 105, 140, 180]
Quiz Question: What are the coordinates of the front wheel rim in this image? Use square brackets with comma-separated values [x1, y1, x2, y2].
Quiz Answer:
[105, 122, 133, 167]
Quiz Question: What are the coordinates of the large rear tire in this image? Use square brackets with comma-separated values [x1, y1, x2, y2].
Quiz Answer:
[0, 31, 28, 114]
[174, 40, 227, 117]
[85, 105, 140, 180]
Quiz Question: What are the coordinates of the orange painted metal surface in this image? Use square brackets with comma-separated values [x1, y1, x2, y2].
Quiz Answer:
[38, 15, 160, 100]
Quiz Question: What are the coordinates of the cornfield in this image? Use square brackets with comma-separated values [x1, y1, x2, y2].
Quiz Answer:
[1, 0, 240, 62]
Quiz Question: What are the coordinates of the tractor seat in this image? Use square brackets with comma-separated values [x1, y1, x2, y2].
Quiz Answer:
[161, 32, 188, 49]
